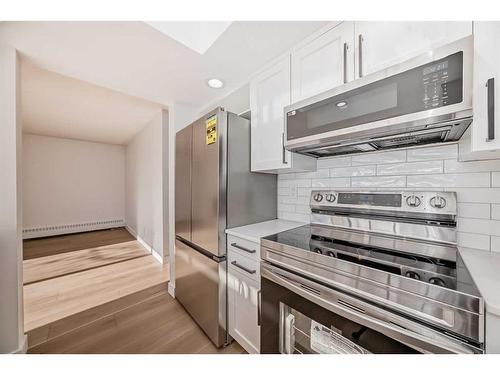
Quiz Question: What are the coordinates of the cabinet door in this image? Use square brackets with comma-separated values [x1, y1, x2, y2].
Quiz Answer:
[250, 56, 291, 172]
[472, 22, 500, 152]
[354, 21, 472, 78]
[291, 22, 355, 102]
[228, 266, 260, 353]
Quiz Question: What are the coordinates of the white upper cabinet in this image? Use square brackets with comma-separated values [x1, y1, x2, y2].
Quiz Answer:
[291, 22, 355, 102]
[354, 22, 472, 78]
[250, 56, 316, 173]
[471, 21, 500, 152]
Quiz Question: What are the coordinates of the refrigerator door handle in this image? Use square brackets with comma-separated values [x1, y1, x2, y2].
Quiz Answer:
[176, 235, 226, 262]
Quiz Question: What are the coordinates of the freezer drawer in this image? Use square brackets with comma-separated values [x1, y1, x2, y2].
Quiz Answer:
[175, 238, 227, 347]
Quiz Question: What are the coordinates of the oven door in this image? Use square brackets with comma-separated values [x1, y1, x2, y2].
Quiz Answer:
[260, 263, 482, 354]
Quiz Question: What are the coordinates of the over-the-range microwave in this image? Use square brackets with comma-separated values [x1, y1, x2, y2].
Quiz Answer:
[284, 36, 473, 157]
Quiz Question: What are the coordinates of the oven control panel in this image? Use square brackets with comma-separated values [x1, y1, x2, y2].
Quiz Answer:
[310, 190, 457, 216]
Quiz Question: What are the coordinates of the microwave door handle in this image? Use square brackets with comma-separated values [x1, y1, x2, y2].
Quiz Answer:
[486, 77, 495, 141]
[343, 42, 348, 84]
[282, 132, 288, 164]
[358, 34, 364, 78]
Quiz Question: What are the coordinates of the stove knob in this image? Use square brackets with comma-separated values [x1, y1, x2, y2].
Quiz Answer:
[406, 195, 421, 207]
[313, 248, 323, 254]
[429, 277, 445, 287]
[325, 194, 336, 203]
[430, 195, 447, 209]
[326, 251, 337, 258]
[313, 193, 324, 202]
[405, 271, 421, 280]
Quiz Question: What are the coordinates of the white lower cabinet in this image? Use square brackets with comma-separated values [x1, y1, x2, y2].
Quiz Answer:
[227, 235, 260, 353]
[228, 264, 260, 353]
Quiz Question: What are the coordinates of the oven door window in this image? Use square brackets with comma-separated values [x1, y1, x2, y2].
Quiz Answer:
[260, 277, 418, 354]
[280, 303, 371, 354]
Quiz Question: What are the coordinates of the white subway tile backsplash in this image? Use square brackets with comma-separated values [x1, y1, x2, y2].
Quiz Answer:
[492, 205, 500, 220]
[278, 203, 295, 213]
[457, 218, 500, 236]
[457, 232, 491, 251]
[407, 173, 490, 188]
[445, 159, 500, 173]
[276, 143, 500, 253]
[278, 173, 296, 180]
[352, 150, 406, 165]
[407, 144, 457, 161]
[330, 165, 376, 177]
[317, 156, 351, 169]
[295, 205, 312, 214]
[278, 179, 311, 188]
[312, 178, 350, 188]
[279, 211, 310, 223]
[492, 172, 500, 187]
[278, 187, 289, 196]
[297, 187, 312, 197]
[491, 236, 500, 253]
[352, 176, 406, 188]
[457, 203, 491, 219]
[454, 188, 500, 204]
[294, 169, 330, 179]
[377, 161, 443, 176]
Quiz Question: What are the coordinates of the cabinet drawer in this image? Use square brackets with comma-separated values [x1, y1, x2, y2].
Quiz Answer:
[227, 235, 260, 261]
[228, 249, 260, 283]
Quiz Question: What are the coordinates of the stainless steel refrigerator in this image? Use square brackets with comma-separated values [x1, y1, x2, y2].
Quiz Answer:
[175, 107, 277, 347]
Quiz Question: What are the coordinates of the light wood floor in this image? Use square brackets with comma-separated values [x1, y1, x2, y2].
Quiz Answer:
[24, 254, 170, 332]
[24, 240, 150, 284]
[29, 288, 245, 354]
[24, 228, 244, 354]
[23, 228, 135, 260]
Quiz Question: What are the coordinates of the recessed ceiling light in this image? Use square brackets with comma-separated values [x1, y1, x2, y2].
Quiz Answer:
[336, 101, 348, 108]
[207, 78, 224, 89]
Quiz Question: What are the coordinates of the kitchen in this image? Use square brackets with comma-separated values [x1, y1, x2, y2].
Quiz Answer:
[174, 21, 500, 355]
[1, 2, 500, 371]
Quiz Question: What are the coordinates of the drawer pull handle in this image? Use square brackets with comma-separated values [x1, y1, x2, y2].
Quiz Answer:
[231, 242, 256, 254]
[231, 261, 256, 275]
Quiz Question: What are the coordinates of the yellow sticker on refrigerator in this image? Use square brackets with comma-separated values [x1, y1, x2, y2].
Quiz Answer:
[206, 115, 217, 145]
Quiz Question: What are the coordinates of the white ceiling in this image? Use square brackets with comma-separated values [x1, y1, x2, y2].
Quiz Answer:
[21, 63, 162, 145]
[0, 21, 328, 108]
[146, 21, 233, 54]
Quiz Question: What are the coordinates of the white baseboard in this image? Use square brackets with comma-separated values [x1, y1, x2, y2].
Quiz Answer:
[168, 282, 175, 298]
[23, 219, 125, 239]
[152, 250, 163, 264]
[125, 226, 167, 266]
[125, 225, 137, 238]
[10, 335, 27, 354]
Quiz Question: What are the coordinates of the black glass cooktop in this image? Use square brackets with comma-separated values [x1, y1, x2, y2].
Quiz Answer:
[262, 225, 480, 297]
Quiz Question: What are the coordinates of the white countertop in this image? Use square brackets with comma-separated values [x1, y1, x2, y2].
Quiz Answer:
[225, 219, 307, 244]
[459, 247, 500, 317]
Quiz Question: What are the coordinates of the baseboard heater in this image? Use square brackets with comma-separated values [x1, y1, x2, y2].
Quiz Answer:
[23, 219, 125, 239]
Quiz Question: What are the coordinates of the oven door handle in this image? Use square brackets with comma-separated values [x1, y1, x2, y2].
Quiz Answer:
[261, 263, 481, 354]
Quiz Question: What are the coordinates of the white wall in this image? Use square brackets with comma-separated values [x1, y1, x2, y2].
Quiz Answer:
[278, 143, 500, 253]
[199, 83, 250, 116]
[22, 134, 125, 235]
[126, 110, 168, 262]
[0, 45, 25, 353]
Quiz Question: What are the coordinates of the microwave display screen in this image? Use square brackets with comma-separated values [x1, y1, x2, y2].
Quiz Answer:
[338, 193, 402, 207]
[287, 52, 463, 141]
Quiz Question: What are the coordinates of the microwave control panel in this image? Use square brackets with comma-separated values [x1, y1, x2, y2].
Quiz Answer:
[422, 60, 450, 109]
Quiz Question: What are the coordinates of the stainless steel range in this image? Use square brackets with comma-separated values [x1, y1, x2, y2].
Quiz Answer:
[260, 190, 484, 354]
